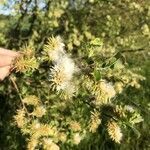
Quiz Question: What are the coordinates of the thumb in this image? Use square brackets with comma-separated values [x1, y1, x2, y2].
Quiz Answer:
[0, 65, 11, 81]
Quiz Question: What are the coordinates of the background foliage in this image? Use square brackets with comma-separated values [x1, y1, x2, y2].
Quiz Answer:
[0, 0, 150, 149]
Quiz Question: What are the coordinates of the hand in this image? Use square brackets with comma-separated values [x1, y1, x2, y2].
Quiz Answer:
[0, 48, 19, 81]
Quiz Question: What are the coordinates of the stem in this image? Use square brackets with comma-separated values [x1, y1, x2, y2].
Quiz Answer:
[121, 48, 148, 53]
[10, 76, 23, 100]
[9, 76, 29, 114]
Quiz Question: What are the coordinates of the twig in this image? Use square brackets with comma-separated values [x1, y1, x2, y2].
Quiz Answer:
[9, 76, 29, 114]
[10, 76, 23, 100]
[121, 48, 148, 53]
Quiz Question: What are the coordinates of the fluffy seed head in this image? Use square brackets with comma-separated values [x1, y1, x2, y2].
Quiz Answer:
[49, 65, 69, 91]
[49, 56, 76, 93]
[70, 121, 81, 132]
[32, 124, 58, 138]
[94, 80, 116, 105]
[43, 138, 60, 150]
[58, 132, 67, 142]
[14, 109, 27, 128]
[89, 111, 101, 133]
[44, 36, 65, 62]
[73, 133, 82, 145]
[27, 138, 38, 150]
[14, 45, 38, 73]
[32, 106, 46, 118]
[107, 121, 123, 143]
[114, 82, 124, 94]
[22, 95, 40, 106]
[59, 56, 76, 80]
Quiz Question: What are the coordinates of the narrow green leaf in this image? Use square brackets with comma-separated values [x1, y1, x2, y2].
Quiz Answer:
[93, 69, 101, 81]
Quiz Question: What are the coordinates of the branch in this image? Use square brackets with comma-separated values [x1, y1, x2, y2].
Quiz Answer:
[9, 76, 30, 115]
[121, 48, 148, 53]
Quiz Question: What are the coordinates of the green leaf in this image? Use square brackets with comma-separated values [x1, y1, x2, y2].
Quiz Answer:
[101, 57, 117, 68]
[125, 122, 141, 138]
[90, 38, 103, 46]
[130, 125, 141, 138]
[93, 69, 101, 81]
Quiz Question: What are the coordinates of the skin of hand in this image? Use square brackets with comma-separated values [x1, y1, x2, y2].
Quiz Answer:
[0, 48, 19, 81]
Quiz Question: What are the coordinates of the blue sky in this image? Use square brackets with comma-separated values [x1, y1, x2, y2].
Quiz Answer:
[0, 1, 46, 15]
[0, 0, 14, 15]
[0, 6, 10, 15]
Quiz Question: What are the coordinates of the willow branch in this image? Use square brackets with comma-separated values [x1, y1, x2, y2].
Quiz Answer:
[121, 48, 148, 53]
[9, 76, 29, 115]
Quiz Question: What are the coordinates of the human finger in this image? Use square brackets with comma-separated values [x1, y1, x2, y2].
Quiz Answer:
[0, 65, 11, 81]
[0, 48, 19, 57]
[0, 55, 15, 67]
